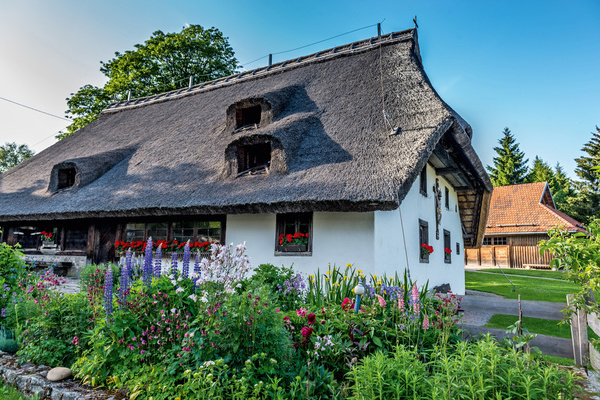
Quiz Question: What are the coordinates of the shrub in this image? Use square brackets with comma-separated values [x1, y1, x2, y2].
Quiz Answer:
[250, 264, 305, 311]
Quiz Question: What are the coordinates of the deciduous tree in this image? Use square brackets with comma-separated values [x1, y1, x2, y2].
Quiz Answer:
[59, 25, 238, 139]
[0, 142, 34, 173]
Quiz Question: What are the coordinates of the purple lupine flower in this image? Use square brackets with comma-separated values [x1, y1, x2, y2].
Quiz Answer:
[182, 241, 190, 279]
[154, 245, 162, 278]
[170, 251, 178, 278]
[104, 267, 113, 322]
[143, 237, 153, 288]
[192, 252, 201, 290]
[1, 308, 5, 318]
[120, 249, 132, 303]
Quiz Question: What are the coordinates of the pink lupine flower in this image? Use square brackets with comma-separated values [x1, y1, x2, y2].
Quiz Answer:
[423, 314, 429, 330]
[398, 296, 405, 312]
[412, 283, 418, 302]
[376, 295, 387, 308]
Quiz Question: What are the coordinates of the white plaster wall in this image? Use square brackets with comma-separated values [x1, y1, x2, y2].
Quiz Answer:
[374, 163, 465, 293]
[226, 212, 374, 276]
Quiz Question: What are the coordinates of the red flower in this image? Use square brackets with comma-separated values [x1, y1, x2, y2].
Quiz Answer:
[444, 247, 452, 254]
[286, 234, 293, 243]
[306, 312, 316, 325]
[301, 326, 313, 339]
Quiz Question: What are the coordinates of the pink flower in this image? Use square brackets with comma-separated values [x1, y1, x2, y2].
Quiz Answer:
[412, 283, 418, 302]
[296, 308, 308, 317]
[376, 295, 387, 308]
[398, 296, 405, 312]
[307, 313, 316, 325]
[423, 314, 429, 330]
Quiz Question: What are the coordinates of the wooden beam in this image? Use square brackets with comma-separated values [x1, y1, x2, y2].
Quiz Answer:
[436, 167, 460, 175]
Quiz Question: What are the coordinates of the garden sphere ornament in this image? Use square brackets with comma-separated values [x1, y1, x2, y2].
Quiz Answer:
[354, 280, 365, 314]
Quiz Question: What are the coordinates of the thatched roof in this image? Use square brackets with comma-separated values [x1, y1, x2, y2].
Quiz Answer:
[0, 29, 492, 245]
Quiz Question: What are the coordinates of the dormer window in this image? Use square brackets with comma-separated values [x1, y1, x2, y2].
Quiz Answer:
[57, 167, 77, 189]
[237, 142, 271, 176]
[236, 105, 262, 130]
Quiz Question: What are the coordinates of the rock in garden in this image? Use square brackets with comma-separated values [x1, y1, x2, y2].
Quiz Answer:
[47, 367, 72, 382]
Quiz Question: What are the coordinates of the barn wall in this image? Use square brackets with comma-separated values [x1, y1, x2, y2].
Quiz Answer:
[464, 234, 553, 268]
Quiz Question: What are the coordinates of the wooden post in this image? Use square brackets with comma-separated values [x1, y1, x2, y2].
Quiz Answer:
[567, 294, 589, 365]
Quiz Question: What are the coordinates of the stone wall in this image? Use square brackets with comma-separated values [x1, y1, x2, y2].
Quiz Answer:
[23, 254, 87, 278]
[0, 351, 119, 399]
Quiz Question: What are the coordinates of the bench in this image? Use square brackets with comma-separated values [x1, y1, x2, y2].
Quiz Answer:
[523, 264, 556, 271]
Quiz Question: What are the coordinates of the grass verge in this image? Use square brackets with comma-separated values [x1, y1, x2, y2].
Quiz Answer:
[465, 271, 579, 302]
[476, 268, 567, 280]
[484, 314, 571, 339]
[483, 313, 600, 341]
[535, 353, 576, 366]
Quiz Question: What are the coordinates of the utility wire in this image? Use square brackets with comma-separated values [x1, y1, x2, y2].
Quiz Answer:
[239, 22, 381, 68]
[0, 96, 70, 121]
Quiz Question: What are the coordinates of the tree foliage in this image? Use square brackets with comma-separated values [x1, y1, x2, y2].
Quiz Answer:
[487, 127, 529, 187]
[568, 126, 600, 224]
[59, 25, 238, 139]
[0, 142, 34, 173]
[540, 221, 600, 332]
[525, 156, 554, 184]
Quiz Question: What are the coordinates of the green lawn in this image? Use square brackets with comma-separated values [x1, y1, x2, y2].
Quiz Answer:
[536, 353, 576, 366]
[483, 313, 600, 341]
[465, 271, 579, 302]
[478, 268, 567, 280]
[484, 314, 572, 339]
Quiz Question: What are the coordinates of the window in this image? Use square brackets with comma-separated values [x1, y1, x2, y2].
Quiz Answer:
[237, 142, 271, 175]
[493, 237, 507, 245]
[125, 223, 145, 242]
[57, 167, 76, 190]
[445, 187, 450, 209]
[172, 221, 195, 243]
[197, 221, 222, 243]
[13, 225, 40, 249]
[147, 223, 168, 241]
[456, 242, 460, 255]
[482, 237, 492, 246]
[419, 219, 429, 263]
[444, 229, 451, 263]
[236, 105, 262, 129]
[64, 227, 88, 250]
[420, 166, 427, 196]
[276, 213, 312, 254]
[124, 220, 224, 244]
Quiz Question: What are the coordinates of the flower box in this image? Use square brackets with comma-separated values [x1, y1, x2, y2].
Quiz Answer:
[277, 244, 308, 253]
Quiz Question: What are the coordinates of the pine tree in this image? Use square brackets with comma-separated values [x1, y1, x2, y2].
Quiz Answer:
[526, 156, 554, 184]
[487, 127, 529, 187]
[570, 127, 600, 224]
[550, 163, 577, 215]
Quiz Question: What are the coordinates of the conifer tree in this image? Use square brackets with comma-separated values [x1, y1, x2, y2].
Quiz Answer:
[550, 163, 577, 215]
[570, 127, 600, 224]
[487, 128, 529, 187]
[526, 156, 554, 184]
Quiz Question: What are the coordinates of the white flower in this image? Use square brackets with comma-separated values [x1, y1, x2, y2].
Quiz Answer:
[177, 276, 183, 282]
[236, 283, 242, 289]
[171, 308, 177, 314]
[175, 287, 184, 293]
[188, 294, 197, 302]
[200, 296, 208, 303]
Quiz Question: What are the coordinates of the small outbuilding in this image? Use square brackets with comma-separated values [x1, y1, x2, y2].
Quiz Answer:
[465, 182, 585, 269]
[0, 28, 492, 293]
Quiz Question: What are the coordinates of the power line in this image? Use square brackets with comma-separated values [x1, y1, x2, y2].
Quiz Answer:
[0, 96, 70, 121]
[239, 22, 381, 68]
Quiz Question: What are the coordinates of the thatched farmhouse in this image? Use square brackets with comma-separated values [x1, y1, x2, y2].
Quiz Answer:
[0, 28, 491, 293]
[465, 182, 584, 269]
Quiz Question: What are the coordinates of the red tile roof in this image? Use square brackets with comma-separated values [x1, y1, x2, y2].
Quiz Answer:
[485, 182, 585, 235]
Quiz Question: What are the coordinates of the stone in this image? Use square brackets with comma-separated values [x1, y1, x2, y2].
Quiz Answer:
[433, 283, 451, 294]
[46, 367, 72, 382]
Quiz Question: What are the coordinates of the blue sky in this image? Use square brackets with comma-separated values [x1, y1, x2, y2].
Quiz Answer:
[0, 0, 598, 179]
